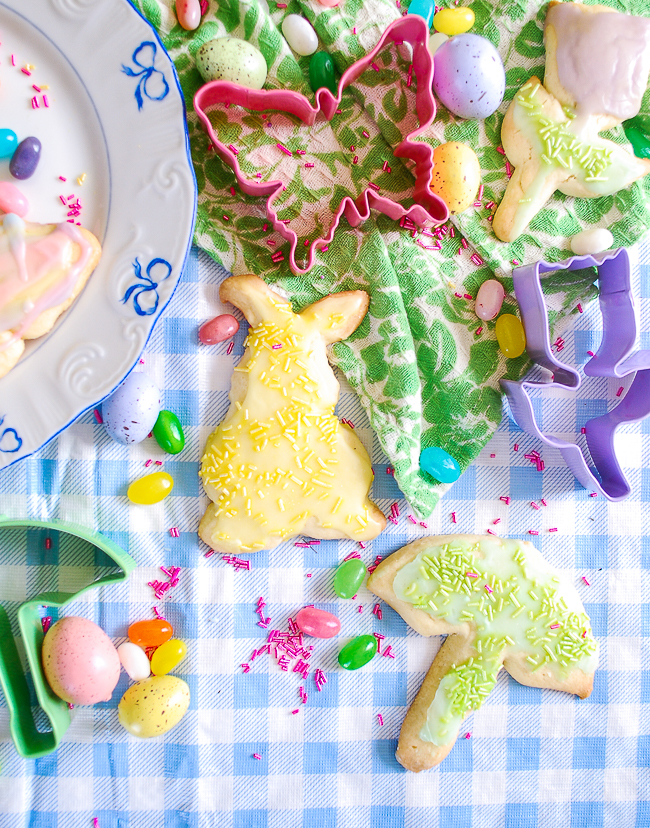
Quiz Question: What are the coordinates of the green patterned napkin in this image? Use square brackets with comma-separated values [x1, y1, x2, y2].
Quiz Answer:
[133, 0, 650, 517]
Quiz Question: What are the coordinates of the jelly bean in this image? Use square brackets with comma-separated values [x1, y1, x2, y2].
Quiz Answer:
[309, 52, 338, 96]
[428, 32, 448, 58]
[495, 313, 526, 359]
[151, 639, 187, 676]
[338, 634, 377, 670]
[282, 14, 319, 57]
[0, 129, 18, 160]
[333, 558, 367, 599]
[175, 0, 201, 30]
[570, 228, 614, 256]
[198, 313, 239, 345]
[295, 606, 341, 639]
[117, 641, 151, 682]
[9, 136, 41, 180]
[475, 279, 505, 321]
[316, 0, 339, 7]
[433, 6, 475, 35]
[153, 410, 185, 455]
[0, 182, 29, 217]
[127, 471, 174, 504]
[624, 125, 650, 160]
[420, 446, 461, 484]
[407, 0, 435, 29]
[128, 618, 174, 648]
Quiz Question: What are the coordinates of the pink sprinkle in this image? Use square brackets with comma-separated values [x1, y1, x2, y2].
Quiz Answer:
[514, 444, 519, 452]
[353, 27, 357, 34]
[466, 572, 478, 579]
[253, 753, 262, 760]
[41, 616, 52, 634]
[493, 518, 501, 525]
[581, 427, 587, 434]
[368, 182, 380, 191]
[371, 62, 380, 72]
[377, 713, 384, 726]
[461, 238, 468, 249]
[228, 144, 239, 155]
[291, 709, 299, 715]
[408, 515, 417, 524]
[93, 408, 103, 424]
[419, 522, 427, 529]
[58, 176, 67, 181]
[277, 143, 292, 156]
[335, 109, 342, 114]
[451, 512, 457, 524]
[470, 254, 484, 266]
[541, 499, 547, 506]
[548, 528, 558, 532]
[528, 530, 539, 536]
[93, 820, 99, 828]
[321, 246, 329, 252]
[512, 259, 520, 266]
[577, 303, 583, 314]
[616, 386, 624, 397]
[152, 605, 166, 621]
[43, 95, 49, 108]
[496, 146, 505, 155]
[464, 733, 471, 740]
[223, 215, 230, 222]
[478, 184, 484, 200]
[372, 604, 383, 620]
[587, 350, 595, 357]
[582, 630, 587, 638]
[476, 326, 483, 336]
[262, 223, 269, 232]
[204, 549, 216, 558]
[241, 664, 250, 673]
[382, 646, 395, 659]
[31, 96, 39, 109]
[473, 201, 482, 208]
[353, 156, 358, 164]
[487, 528, 497, 536]
[531, 501, 539, 510]
[484, 585, 493, 594]
[490, 454, 495, 458]
[550, 623, 561, 629]
[296, 150, 306, 155]
[582, 576, 590, 586]
[11, 55, 16, 66]
[500, 496, 511, 505]
[589, 492, 598, 498]
[145, 459, 153, 468]
[169, 527, 180, 538]
[227, 341, 234, 355]
[277, 2, 287, 7]
[344, 551, 362, 561]
[22, 67, 32, 76]
[358, 606, 363, 613]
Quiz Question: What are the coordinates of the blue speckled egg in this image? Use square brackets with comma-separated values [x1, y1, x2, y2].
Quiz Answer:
[433, 34, 505, 120]
[102, 372, 161, 445]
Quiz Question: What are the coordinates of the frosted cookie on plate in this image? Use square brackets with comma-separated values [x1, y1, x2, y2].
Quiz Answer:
[368, 534, 598, 771]
[0, 214, 102, 378]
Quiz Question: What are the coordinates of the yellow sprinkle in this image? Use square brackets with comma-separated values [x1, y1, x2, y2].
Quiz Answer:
[332, 497, 343, 514]
[278, 499, 285, 512]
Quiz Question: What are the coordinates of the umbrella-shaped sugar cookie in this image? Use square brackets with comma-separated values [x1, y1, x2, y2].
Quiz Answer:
[368, 534, 597, 771]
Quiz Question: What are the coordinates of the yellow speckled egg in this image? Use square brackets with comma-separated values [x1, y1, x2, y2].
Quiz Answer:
[118, 675, 190, 738]
[430, 142, 481, 214]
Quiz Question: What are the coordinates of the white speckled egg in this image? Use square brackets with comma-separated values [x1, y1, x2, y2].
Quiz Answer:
[118, 675, 190, 738]
[102, 371, 161, 445]
[196, 37, 268, 89]
[42, 617, 120, 705]
[433, 34, 505, 119]
[282, 14, 319, 57]
[430, 142, 481, 213]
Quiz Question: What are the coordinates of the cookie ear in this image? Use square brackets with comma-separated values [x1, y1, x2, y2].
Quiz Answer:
[219, 274, 293, 326]
[299, 291, 370, 344]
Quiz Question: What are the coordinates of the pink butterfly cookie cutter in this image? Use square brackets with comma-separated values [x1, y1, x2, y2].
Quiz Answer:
[194, 16, 449, 275]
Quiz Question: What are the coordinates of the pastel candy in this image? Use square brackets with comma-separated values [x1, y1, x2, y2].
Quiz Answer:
[175, 0, 201, 30]
[282, 14, 319, 57]
[407, 0, 435, 28]
[117, 642, 151, 682]
[430, 142, 481, 214]
[0, 182, 29, 217]
[495, 313, 526, 358]
[433, 7, 475, 35]
[0, 129, 18, 160]
[150, 639, 187, 676]
[624, 125, 650, 160]
[570, 228, 614, 256]
[127, 471, 174, 505]
[102, 371, 161, 444]
[434, 34, 505, 120]
[198, 313, 239, 344]
[316, 0, 339, 6]
[419, 446, 461, 484]
[428, 32, 449, 58]
[196, 37, 267, 89]
[295, 606, 341, 638]
[9, 136, 41, 180]
[333, 558, 367, 599]
[309, 52, 338, 96]
[475, 279, 505, 321]
[338, 634, 378, 670]
[152, 410, 185, 454]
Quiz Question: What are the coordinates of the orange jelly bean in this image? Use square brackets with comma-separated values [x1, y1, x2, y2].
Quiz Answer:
[128, 619, 173, 648]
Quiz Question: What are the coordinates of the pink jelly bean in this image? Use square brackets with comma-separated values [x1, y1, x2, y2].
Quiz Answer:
[316, 0, 340, 6]
[199, 314, 239, 345]
[0, 181, 29, 217]
[475, 279, 505, 321]
[176, 0, 201, 30]
[295, 607, 341, 639]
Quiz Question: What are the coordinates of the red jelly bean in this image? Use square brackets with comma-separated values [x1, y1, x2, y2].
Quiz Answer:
[128, 619, 173, 648]
[295, 606, 341, 639]
[199, 314, 239, 345]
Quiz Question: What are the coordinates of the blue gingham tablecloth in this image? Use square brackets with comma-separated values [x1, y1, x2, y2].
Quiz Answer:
[0, 240, 649, 828]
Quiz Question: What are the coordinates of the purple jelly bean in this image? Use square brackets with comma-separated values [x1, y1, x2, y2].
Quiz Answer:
[9, 136, 42, 180]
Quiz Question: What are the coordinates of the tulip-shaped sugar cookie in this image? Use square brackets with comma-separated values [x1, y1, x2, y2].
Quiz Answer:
[199, 275, 386, 554]
[368, 535, 598, 771]
[493, 2, 650, 242]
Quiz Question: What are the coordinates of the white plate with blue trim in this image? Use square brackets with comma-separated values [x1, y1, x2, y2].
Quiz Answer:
[0, 0, 196, 470]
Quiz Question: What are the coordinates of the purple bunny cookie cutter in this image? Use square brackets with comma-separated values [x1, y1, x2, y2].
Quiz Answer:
[500, 247, 650, 501]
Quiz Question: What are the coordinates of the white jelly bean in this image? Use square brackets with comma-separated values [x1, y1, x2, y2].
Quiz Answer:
[570, 228, 614, 257]
[475, 279, 505, 321]
[282, 14, 319, 57]
[428, 32, 449, 57]
[117, 641, 151, 682]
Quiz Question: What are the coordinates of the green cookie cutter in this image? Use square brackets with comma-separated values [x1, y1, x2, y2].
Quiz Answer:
[0, 517, 135, 759]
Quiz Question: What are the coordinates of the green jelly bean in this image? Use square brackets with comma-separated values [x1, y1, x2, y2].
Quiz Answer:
[333, 558, 367, 599]
[623, 125, 650, 160]
[309, 52, 338, 96]
[338, 634, 378, 670]
[153, 410, 185, 454]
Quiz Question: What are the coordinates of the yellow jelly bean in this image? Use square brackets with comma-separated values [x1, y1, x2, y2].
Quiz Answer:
[495, 314, 526, 359]
[127, 471, 174, 505]
[151, 639, 187, 676]
[433, 7, 475, 36]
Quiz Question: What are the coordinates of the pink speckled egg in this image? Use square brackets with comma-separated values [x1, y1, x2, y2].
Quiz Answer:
[42, 616, 120, 705]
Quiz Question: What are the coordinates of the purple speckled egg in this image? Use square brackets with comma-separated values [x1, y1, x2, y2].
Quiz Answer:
[433, 34, 505, 120]
[102, 371, 161, 445]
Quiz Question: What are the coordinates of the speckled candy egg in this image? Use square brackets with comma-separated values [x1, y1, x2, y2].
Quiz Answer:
[42, 616, 120, 705]
[433, 34, 505, 119]
[102, 371, 161, 445]
[118, 675, 190, 738]
[196, 37, 267, 89]
[430, 142, 481, 213]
